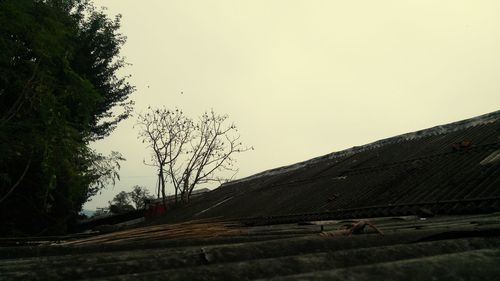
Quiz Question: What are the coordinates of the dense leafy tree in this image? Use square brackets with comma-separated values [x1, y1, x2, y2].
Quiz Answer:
[129, 185, 154, 210]
[0, 0, 134, 235]
[106, 186, 153, 214]
[108, 191, 134, 214]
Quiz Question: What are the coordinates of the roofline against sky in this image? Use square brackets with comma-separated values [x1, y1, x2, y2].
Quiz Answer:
[223, 109, 500, 187]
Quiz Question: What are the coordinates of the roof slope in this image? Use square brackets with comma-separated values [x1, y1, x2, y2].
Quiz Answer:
[1, 213, 500, 280]
[2, 111, 500, 281]
[160, 110, 500, 223]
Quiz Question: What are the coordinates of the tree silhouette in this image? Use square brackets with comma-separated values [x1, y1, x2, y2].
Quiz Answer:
[137, 108, 252, 204]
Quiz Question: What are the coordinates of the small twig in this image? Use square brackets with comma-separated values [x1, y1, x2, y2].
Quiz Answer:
[0, 157, 32, 205]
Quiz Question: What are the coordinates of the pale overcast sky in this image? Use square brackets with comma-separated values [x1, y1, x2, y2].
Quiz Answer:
[85, 0, 500, 210]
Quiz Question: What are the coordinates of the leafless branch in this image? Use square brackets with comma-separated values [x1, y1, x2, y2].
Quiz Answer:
[137, 107, 252, 203]
[0, 157, 32, 205]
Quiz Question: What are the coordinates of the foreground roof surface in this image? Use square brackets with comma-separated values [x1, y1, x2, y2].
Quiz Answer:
[1, 213, 500, 280]
[1, 110, 500, 280]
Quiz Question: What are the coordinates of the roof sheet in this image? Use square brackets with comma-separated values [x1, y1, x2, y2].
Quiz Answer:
[155, 111, 500, 224]
[2, 111, 500, 280]
[1, 213, 500, 280]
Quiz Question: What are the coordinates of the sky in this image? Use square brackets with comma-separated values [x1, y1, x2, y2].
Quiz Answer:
[85, 0, 500, 210]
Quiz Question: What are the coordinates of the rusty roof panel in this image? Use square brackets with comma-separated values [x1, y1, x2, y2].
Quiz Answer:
[156, 111, 500, 223]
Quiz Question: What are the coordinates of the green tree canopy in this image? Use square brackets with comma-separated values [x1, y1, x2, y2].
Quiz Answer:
[129, 185, 154, 210]
[108, 191, 134, 214]
[0, 0, 134, 235]
[106, 186, 153, 214]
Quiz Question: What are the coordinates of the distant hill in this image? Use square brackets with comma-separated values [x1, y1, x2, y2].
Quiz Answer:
[80, 209, 96, 218]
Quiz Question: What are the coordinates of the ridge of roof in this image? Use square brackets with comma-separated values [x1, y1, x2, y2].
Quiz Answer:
[224, 110, 500, 187]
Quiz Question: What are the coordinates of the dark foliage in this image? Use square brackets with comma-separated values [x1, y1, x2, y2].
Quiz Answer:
[0, 0, 134, 236]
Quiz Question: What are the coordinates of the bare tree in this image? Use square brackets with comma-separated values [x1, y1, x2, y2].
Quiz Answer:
[137, 107, 191, 205]
[173, 110, 252, 202]
[137, 108, 251, 204]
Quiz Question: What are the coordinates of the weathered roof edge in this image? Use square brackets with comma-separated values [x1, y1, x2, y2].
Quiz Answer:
[223, 110, 500, 187]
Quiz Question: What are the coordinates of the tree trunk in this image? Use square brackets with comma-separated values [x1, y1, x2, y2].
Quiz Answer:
[159, 169, 166, 207]
[156, 173, 161, 199]
[182, 178, 190, 203]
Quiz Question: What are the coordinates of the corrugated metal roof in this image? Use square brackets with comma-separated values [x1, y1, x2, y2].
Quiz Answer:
[1, 111, 500, 280]
[154, 111, 500, 224]
[1, 213, 500, 280]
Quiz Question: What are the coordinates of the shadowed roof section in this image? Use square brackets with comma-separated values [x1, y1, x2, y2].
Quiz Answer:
[2, 214, 500, 280]
[156, 110, 500, 224]
[1, 111, 500, 280]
